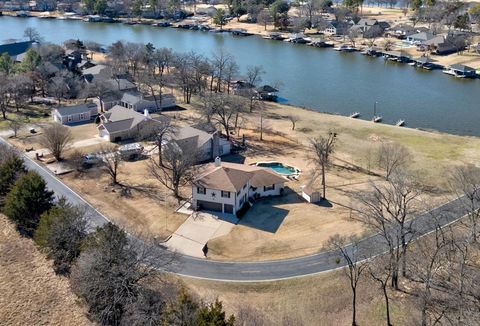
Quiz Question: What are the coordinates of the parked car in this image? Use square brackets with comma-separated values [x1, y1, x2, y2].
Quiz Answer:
[83, 153, 102, 165]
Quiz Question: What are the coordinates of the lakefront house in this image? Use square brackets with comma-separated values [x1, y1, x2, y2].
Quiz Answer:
[191, 158, 287, 215]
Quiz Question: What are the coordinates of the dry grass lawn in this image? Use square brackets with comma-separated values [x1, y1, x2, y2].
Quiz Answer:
[183, 270, 419, 326]
[60, 159, 188, 239]
[0, 215, 92, 326]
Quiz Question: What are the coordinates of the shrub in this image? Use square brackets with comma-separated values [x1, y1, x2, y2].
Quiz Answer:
[34, 199, 87, 274]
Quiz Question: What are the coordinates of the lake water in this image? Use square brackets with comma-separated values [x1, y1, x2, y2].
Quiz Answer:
[1, 16, 480, 136]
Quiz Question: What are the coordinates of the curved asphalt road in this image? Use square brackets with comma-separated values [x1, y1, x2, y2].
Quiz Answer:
[2, 137, 469, 282]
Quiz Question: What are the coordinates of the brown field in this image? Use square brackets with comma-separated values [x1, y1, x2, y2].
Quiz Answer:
[182, 271, 419, 326]
[59, 160, 188, 240]
[0, 215, 92, 326]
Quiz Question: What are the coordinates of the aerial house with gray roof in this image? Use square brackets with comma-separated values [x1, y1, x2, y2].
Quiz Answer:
[52, 103, 98, 125]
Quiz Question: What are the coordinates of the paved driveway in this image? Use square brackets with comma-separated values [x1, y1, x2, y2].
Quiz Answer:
[166, 212, 238, 258]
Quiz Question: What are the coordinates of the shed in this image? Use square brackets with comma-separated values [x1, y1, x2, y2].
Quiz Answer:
[301, 185, 322, 203]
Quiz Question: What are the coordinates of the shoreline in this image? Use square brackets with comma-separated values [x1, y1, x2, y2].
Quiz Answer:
[2, 10, 480, 73]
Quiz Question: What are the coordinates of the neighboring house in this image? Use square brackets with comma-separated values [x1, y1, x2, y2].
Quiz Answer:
[350, 19, 388, 36]
[169, 125, 231, 163]
[97, 105, 168, 142]
[95, 91, 176, 112]
[52, 103, 98, 125]
[319, 21, 343, 35]
[82, 64, 137, 92]
[192, 158, 287, 215]
[0, 40, 35, 62]
[406, 32, 437, 45]
[82, 64, 112, 82]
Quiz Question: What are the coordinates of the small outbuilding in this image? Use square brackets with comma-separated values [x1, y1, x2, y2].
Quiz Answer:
[301, 185, 322, 203]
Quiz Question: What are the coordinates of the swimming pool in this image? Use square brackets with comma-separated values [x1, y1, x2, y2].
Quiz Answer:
[255, 162, 301, 176]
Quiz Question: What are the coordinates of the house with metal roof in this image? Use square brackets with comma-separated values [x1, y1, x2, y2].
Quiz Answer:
[192, 158, 287, 215]
[52, 103, 98, 125]
[0, 41, 35, 62]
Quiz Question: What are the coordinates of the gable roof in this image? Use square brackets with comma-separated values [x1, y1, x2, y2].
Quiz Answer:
[55, 103, 97, 116]
[194, 162, 287, 192]
[82, 64, 111, 77]
[100, 105, 169, 134]
[408, 32, 435, 41]
[0, 41, 34, 58]
[172, 126, 215, 148]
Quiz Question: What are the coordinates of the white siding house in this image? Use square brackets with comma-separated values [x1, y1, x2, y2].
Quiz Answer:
[192, 158, 287, 215]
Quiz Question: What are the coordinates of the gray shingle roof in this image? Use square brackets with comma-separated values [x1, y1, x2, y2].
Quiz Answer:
[55, 103, 97, 116]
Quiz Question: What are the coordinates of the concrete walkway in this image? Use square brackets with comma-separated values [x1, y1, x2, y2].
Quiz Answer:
[165, 211, 238, 258]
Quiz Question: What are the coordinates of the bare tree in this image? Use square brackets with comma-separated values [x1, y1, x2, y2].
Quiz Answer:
[100, 145, 122, 185]
[256, 9, 273, 31]
[382, 39, 395, 51]
[449, 165, 480, 243]
[287, 115, 300, 130]
[201, 93, 246, 140]
[377, 142, 411, 180]
[368, 255, 393, 326]
[23, 27, 43, 42]
[326, 234, 368, 326]
[0, 74, 13, 120]
[354, 173, 421, 290]
[310, 132, 337, 199]
[40, 124, 73, 161]
[9, 117, 23, 138]
[149, 141, 197, 202]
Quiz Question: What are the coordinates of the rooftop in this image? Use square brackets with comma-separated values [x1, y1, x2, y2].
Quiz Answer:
[194, 161, 287, 192]
[55, 103, 97, 116]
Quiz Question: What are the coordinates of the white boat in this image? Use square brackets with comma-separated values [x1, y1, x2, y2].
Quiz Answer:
[396, 119, 405, 126]
[334, 44, 356, 52]
[408, 62, 416, 66]
[349, 112, 360, 118]
[373, 116, 382, 123]
[442, 69, 458, 76]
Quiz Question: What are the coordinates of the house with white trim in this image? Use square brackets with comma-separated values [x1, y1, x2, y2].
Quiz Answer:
[97, 105, 168, 142]
[53, 103, 98, 125]
[168, 126, 231, 163]
[192, 158, 287, 215]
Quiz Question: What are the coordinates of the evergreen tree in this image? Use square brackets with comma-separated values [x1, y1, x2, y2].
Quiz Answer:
[0, 154, 25, 200]
[197, 299, 235, 326]
[3, 171, 54, 236]
[34, 199, 87, 274]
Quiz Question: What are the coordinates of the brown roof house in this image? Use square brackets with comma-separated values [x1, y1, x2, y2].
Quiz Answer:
[191, 158, 287, 215]
[97, 105, 168, 142]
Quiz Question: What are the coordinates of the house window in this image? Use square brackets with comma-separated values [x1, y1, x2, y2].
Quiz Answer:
[239, 197, 244, 206]
[67, 115, 72, 122]
[79, 113, 85, 120]
[197, 187, 206, 195]
[264, 184, 275, 191]
[221, 191, 230, 198]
